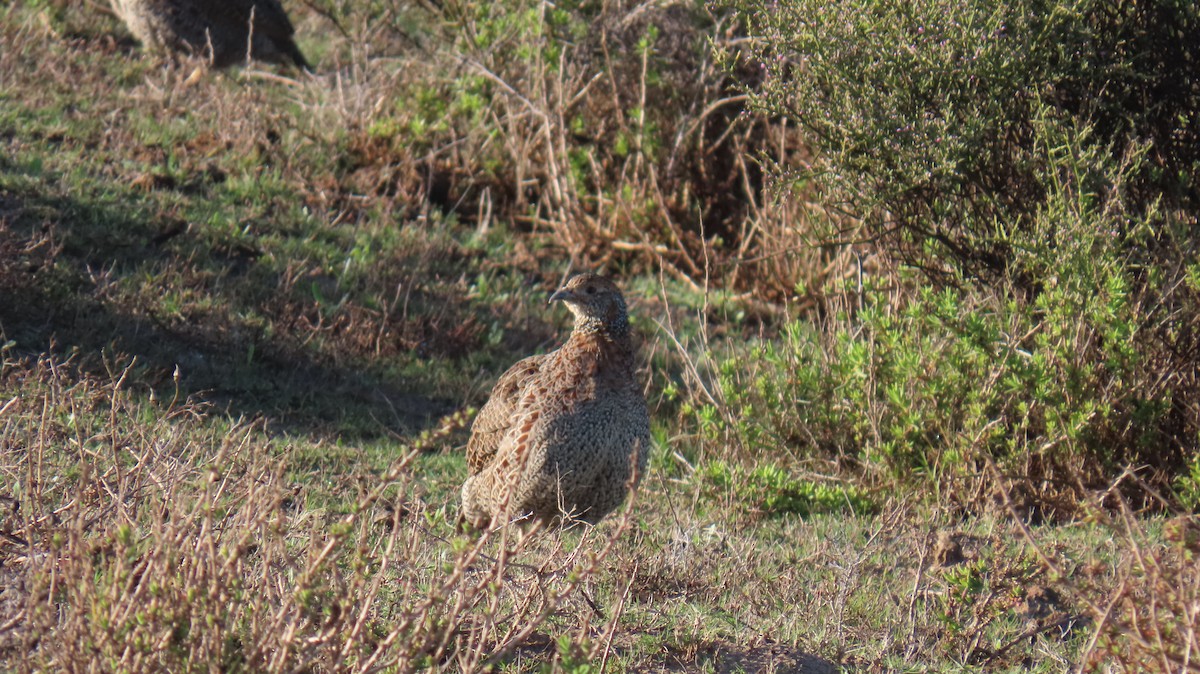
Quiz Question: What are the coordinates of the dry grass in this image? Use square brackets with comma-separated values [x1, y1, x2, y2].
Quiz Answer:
[0, 352, 1194, 672]
[0, 353, 643, 672]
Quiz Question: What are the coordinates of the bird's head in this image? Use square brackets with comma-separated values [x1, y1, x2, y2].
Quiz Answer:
[549, 273, 629, 336]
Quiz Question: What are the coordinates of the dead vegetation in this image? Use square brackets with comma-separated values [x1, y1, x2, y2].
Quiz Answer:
[0, 353, 644, 672]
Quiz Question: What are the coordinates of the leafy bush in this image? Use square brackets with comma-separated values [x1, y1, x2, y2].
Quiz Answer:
[731, 0, 1198, 283]
[709, 0, 1200, 507]
[704, 134, 1191, 508]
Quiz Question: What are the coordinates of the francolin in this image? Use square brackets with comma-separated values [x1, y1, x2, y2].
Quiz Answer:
[460, 273, 650, 529]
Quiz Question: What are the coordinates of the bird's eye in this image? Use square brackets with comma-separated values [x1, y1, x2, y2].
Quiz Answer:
[586, 285, 596, 295]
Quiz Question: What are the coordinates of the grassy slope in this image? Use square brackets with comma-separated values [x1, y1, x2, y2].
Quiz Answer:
[0, 3, 1173, 673]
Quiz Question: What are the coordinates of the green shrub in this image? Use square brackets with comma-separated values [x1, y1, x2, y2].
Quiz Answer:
[1174, 455, 1200, 512]
[730, 0, 1198, 282]
[709, 0, 1200, 506]
[701, 117, 1192, 508]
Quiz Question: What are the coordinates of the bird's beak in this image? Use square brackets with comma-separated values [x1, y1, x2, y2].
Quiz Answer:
[549, 288, 574, 304]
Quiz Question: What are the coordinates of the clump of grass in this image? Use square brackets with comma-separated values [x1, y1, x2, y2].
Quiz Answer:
[699, 459, 874, 519]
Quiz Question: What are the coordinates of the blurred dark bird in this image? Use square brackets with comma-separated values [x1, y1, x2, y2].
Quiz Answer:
[460, 273, 651, 529]
[111, 0, 310, 70]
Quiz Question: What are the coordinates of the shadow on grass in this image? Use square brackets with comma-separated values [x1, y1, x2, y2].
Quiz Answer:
[0, 174, 456, 438]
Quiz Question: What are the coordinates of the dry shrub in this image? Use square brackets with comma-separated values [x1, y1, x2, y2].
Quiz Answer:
[17, 0, 837, 306]
[295, 0, 822, 298]
[0, 353, 635, 672]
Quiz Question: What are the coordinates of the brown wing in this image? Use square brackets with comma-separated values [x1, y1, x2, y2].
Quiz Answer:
[466, 354, 548, 475]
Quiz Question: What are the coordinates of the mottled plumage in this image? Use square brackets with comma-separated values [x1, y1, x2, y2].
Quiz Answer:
[461, 274, 651, 528]
[111, 0, 310, 69]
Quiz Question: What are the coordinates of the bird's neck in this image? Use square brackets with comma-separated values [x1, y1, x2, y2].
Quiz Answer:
[566, 320, 635, 368]
[573, 313, 629, 339]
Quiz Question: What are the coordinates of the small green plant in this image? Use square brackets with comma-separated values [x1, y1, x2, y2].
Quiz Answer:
[943, 560, 987, 601]
[1174, 452, 1200, 512]
[550, 633, 594, 674]
[700, 459, 874, 517]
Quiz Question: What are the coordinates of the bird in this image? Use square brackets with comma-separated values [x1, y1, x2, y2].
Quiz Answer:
[110, 0, 310, 70]
[460, 273, 651, 529]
